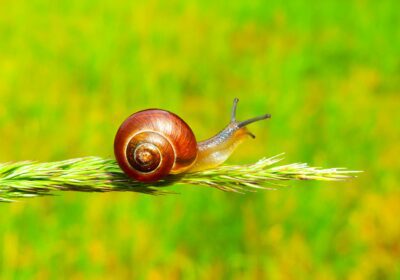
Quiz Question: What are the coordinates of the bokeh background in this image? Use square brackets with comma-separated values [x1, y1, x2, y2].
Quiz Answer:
[0, 0, 399, 279]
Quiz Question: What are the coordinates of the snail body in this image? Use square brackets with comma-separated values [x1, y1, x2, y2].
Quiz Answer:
[114, 98, 270, 182]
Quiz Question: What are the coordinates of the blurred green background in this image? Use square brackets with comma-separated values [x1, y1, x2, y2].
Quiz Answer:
[0, 0, 399, 279]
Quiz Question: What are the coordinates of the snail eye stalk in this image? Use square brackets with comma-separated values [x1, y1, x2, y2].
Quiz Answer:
[238, 114, 271, 128]
[230, 98, 271, 128]
[231, 98, 239, 122]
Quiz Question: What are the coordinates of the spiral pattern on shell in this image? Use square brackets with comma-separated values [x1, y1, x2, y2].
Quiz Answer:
[114, 109, 198, 182]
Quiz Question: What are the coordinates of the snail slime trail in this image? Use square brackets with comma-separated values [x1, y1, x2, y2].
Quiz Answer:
[114, 98, 271, 182]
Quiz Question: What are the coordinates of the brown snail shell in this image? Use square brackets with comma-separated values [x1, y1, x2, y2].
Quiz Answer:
[114, 109, 198, 182]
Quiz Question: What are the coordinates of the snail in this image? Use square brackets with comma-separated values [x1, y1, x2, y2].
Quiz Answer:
[114, 98, 271, 182]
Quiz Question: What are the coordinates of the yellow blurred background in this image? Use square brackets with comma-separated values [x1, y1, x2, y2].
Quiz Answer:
[0, 0, 399, 279]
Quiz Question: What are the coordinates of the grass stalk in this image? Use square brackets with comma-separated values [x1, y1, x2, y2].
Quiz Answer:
[0, 154, 361, 202]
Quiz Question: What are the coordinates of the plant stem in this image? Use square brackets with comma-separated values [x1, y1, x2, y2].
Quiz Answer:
[0, 154, 361, 202]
